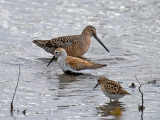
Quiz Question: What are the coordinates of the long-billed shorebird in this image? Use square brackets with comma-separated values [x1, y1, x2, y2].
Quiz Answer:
[47, 48, 107, 75]
[33, 26, 109, 57]
[94, 77, 130, 101]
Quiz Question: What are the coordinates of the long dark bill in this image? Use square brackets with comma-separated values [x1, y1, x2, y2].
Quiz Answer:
[94, 84, 99, 89]
[94, 33, 110, 53]
[47, 56, 55, 67]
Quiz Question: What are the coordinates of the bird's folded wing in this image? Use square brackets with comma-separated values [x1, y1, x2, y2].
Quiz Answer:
[103, 80, 130, 95]
[33, 35, 80, 48]
[65, 56, 94, 71]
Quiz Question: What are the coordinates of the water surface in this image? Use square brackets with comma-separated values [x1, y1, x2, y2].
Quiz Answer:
[0, 0, 160, 120]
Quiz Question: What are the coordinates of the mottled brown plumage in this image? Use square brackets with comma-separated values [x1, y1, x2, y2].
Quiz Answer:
[47, 48, 107, 74]
[99, 77, 130, 95]
[33, 26, 109, 57]
[94, 77, 130, 101]
[65, 56, 106, 71]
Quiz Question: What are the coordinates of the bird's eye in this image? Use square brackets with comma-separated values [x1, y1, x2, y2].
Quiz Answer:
[92, 29, 94, 32]
[55, 51, 58, 54]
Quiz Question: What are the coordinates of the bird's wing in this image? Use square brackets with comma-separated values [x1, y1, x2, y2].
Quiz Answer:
[103, 80, 130, 95]
[50, 35, 80, 48]
[32, 35, 81, 53]
[65, 56, 107, 71]
[65, 56, 94, 71]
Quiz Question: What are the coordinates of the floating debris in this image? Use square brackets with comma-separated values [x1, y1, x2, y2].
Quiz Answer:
[138, 104, 145, 111]
[22, 109, 27, 115]
[147, 80, 156, 84]
[129, 83, 136, 88]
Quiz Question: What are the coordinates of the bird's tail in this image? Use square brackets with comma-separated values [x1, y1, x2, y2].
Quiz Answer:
[90, 63, 107, 69]
[32, 40, 54, 54]
[32, 40, 48, 48]
[124, 90, 131, 95]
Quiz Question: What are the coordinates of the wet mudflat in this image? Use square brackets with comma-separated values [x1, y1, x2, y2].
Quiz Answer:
[0, 0, 160, 120]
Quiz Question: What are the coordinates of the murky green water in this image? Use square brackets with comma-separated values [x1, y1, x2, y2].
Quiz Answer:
[0, 0, 160, 120]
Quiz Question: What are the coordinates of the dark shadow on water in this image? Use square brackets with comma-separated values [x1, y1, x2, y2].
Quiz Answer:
[58, 74, 78, 89]
[96, 101, 126, 118]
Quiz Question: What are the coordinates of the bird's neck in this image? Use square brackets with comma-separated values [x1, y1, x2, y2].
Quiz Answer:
[57, 55, 67, 72]
[81, 31, 91, 37]
[58, 55, 66, 63]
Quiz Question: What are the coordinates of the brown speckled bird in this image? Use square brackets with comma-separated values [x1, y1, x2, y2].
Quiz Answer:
[47, 48, 107, 75]
[94, 77, 130, 101]
[33, 26, 109, 57]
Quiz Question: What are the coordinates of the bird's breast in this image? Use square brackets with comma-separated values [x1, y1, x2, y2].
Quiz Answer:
[65, 36, 91, 57]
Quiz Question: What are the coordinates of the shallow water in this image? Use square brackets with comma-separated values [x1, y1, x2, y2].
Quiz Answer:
[0, 0, 160, 120]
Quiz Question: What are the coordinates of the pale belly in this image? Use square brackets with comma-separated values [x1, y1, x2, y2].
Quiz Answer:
[102, 90, 125, 100]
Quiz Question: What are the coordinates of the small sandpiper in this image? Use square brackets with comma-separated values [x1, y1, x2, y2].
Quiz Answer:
[94, 77, 130, 101]
[33, 26, 109, 57]
[47, 48, 107, 75]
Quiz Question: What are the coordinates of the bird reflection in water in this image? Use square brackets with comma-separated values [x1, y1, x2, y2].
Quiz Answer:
[96, 101, 126, 118]
[58, 74, 77, 89]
